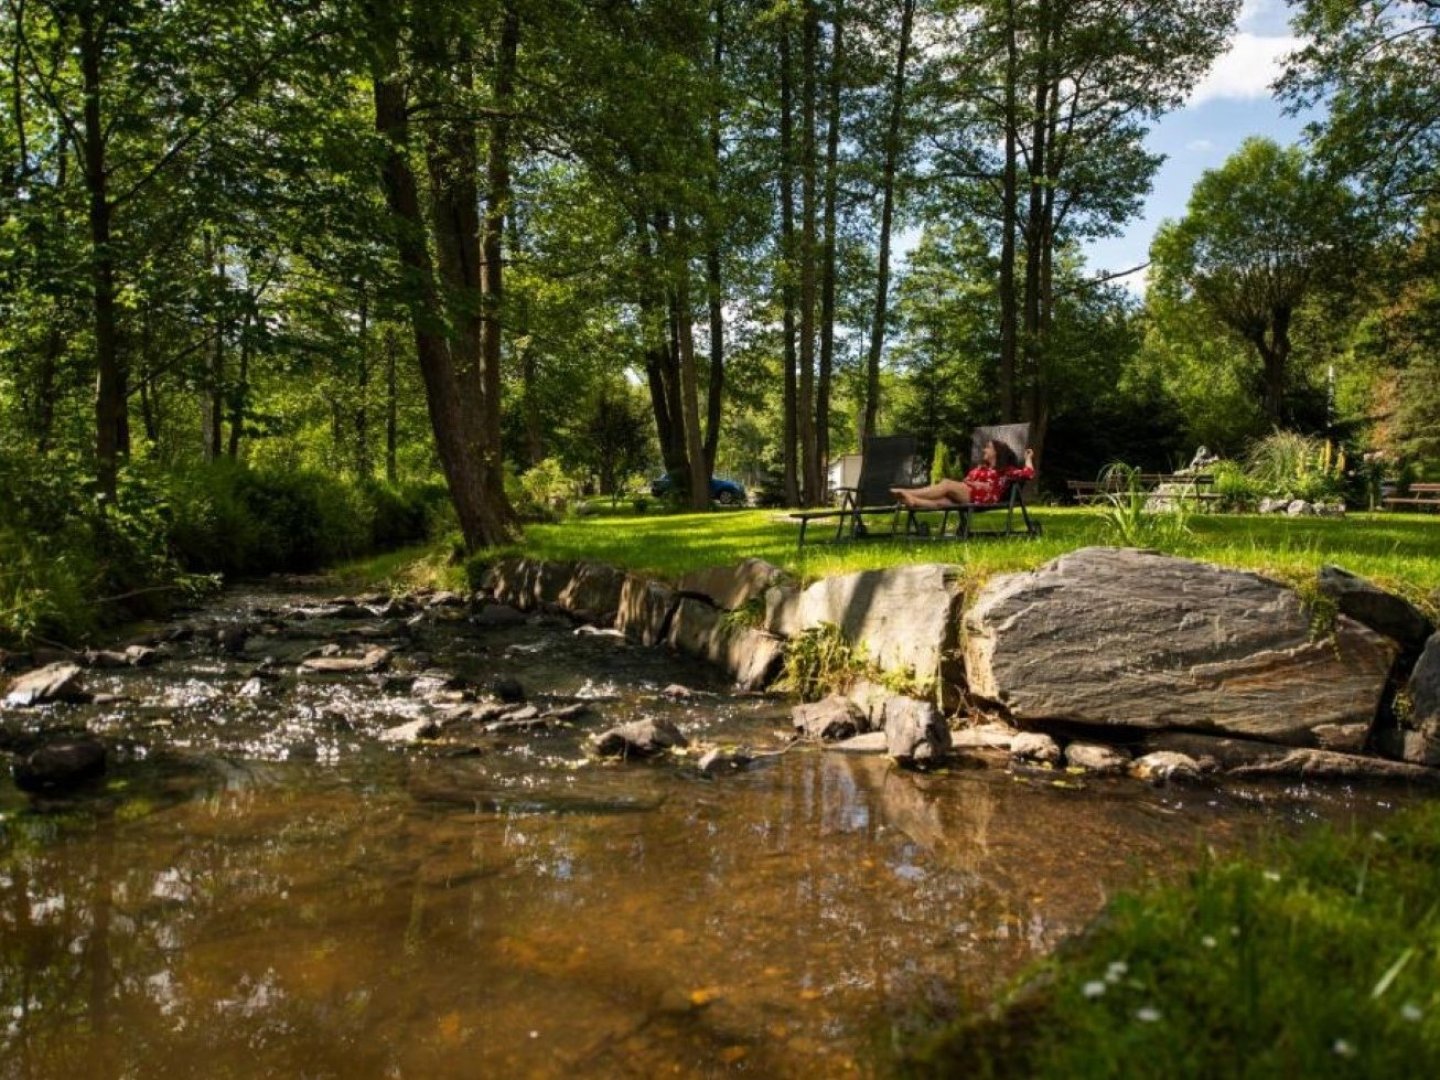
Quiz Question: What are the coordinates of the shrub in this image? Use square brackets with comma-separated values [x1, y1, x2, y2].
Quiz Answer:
[1210, 459, 1259, 512]
[1094, 463, 1192, 549]
[1245, 431, 1347, 503]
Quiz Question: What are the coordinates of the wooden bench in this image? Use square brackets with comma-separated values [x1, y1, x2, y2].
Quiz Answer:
[1068, 473, 1218, 504]
[1382, 483, 1440, 512]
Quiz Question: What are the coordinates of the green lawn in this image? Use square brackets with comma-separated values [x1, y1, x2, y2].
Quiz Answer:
[483, 507, 1440, 615]
[904, 800, 1440, 1078]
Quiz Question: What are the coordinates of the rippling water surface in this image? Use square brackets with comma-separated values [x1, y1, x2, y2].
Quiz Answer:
[0, 587, 1418, 1078]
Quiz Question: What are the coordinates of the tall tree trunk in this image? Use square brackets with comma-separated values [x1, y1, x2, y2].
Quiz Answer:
[478, 2, 520, 520]
[80, 11, 124, 500]
[384, 324, 399, 482]
[862, 0, 915, 442]
[205, 240, 225, 462]
[998, 0, 1019, 423]
[370, 22, 511, 550]
[34, 322, 61, 454]
[355, 286, 371, 476]
[816, 0, 844, 491]
[702, 0, 726, 477]
[674, 222, 709, 511]
[798, 0, 820, 506]
[1021, 18, 1052, 443]
[228, 309, 250, 459]
[1255, 308, 1292, 424]
[641, 213, 689, 486]
[508, 213, 544, 466]
[778, 20, 800, 507]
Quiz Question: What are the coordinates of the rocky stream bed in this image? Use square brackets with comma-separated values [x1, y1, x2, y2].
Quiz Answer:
[0, 581, 1431, 1077]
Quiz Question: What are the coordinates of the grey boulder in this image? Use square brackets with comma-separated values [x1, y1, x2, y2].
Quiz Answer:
[4, 662, 88, 707]
[593, 718, 688, 758]
[793, 695, 866, 741]
[1317, 565, 1433, 655]
[964, 548, 1395, 745]
[883, 697, 951, 766]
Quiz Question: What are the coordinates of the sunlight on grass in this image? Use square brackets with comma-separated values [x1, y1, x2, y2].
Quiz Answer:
[478, 507, 1440, 615]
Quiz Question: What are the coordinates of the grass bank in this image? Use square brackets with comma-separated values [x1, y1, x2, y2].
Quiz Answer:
[904, 799, 1440, 1078]
[478, 507, 1440, 616]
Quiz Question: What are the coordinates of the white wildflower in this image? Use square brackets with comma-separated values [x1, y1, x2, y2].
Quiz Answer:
[1201, 935, 1217, 949]
[1082, 981, 1106, 999]
[1332, 1039, 1356, 1059]
[1105, 961, 1129, 984]
[1402, 1004, 1423, 1023]
[1135, 1006, 1161, 1023]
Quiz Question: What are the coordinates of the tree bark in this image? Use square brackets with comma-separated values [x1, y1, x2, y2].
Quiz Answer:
[478, 3, 520, 521]
[797, 0, 820, 505]
[80, 10, 125, 500]
[862, 0, 915, 442]
[674, 222, 709, 511]
[204, 239, 225, 462]
[778, 20, 800, 507]
[228, 309, 249, 459]
[1021, 14, 1053, 446]
[816, 0, 844, 492]
[384, 324, 399, 482]
[370, 21, 511, 550]
[998, 0, 1020, 422]
[355, 285, 371, 476]
[702, 0, 726, 478]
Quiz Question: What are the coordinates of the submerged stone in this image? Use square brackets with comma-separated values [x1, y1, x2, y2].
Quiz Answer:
[12, 738, 107, 792]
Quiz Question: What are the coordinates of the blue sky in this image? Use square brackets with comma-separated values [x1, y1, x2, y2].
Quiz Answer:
[1080, 0, 1310, 293]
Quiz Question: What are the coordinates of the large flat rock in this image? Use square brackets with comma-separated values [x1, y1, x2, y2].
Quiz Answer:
[677, 558, 784, 611]
[616, 575, 677, 647]
[767, 564, 964, 688]
[558, 562, 625, 625]
[1402, 632, 1440, 765]
[667, 598, 784, 691]
[963, 547, 1396, 745]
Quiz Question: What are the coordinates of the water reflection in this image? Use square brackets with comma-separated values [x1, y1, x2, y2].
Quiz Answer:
[0, 589, 1419, 1077]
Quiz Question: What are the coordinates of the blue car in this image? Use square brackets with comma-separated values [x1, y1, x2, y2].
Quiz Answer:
[650, 473, 747, 506]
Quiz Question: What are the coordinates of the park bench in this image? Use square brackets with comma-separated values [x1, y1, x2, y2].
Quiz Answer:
[1067, 472, 1219, 505]
[1382, 483, 1440, 512]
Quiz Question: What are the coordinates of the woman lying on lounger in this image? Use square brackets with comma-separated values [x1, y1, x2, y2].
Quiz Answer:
[892, 440, 1035, 509]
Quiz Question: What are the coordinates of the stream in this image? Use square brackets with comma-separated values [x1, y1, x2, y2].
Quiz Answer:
[0, 584, 1423, 1078]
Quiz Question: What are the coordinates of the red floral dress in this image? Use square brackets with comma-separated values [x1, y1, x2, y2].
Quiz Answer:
[964, 463, 1034, 505]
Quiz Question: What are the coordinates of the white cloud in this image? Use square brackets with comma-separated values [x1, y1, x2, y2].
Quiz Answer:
[1185, 138, 1216, 152]
[1188, 31, 1298, 106]
[1238, 0, 1292, 36]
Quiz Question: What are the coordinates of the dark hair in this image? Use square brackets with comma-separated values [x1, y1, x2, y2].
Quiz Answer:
[990, 439, 1019, 470]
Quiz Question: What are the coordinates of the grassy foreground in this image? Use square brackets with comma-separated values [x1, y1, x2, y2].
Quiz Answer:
[480, 507, 1440, 615]
[904, 800, 1440, 1078]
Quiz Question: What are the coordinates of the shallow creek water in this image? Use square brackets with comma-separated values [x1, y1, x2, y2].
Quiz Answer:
[0, 586, 1423, 1078]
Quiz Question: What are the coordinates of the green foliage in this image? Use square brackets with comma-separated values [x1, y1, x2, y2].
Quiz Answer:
[1210, 459, 1260, 512]
[908, 801, 1440, 1078]
[1245, 431, 1347, 503]
[514, 458, 584, 521]
[777, 623, 863, 703]
[0, 453, 436, 646]
[1093, 463, 1193, 550]
[931, 441, 955, 483]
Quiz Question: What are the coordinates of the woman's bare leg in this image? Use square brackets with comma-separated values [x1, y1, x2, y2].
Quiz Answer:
[892, 480, 972, 506]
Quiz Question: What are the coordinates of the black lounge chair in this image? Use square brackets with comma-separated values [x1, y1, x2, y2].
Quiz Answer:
[919, 422, 1041, 540]
[789, 434, 922, 545]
